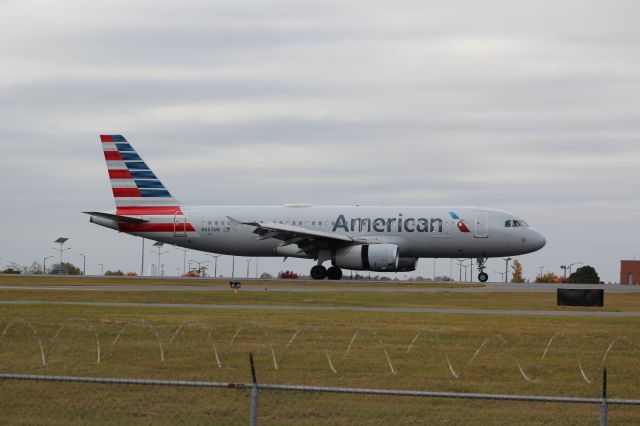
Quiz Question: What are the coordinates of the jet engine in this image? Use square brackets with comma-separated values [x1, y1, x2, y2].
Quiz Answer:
[333, 244, 399, 271]
[396, 257, 419, 272]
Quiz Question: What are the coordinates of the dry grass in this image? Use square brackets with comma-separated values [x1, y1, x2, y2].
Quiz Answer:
[0, 280, 639, 424]
[0, 287, 640, 312]
[0, 274, 483, 289]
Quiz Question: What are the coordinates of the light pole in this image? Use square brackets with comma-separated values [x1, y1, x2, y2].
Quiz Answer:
[232, 256, 235, 278]
[432, 258, 436, 282]
[205, 254, 222, 277]
[245, 259, 251, 278]
[141, 237, 145, 276]
[78, 253, 86, 275]
[189, 260, 209, 277]
[495, 270, 506, 282]
[43, 255, 53, 275]
[455, 259, 467, 283]
[503, 257, 512, 283]
[568, 262, 582, 276]
[53, 237, 70, 273]
[449, 258, 453, 283]
[538, 265, 544, 279]
[174, 246, 188, 276]
[152, 242, 168, 277]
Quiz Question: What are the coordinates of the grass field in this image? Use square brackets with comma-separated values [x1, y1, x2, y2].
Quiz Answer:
[0, 277, 639, 424]
[0, 274, 484, 288]
[2, 274, 640, 312]
[3, 287, 640, 313]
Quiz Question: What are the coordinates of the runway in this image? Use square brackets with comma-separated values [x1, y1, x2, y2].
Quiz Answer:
[0, 282, 637, 293]
[0, 300, 637, 317]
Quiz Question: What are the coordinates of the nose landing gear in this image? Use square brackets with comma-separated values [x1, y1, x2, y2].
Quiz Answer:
[477, 257, 489, 283]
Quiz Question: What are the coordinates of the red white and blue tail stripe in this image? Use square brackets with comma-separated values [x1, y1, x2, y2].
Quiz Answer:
[99, 135, 195, 234]
[101, 134, 179, 210]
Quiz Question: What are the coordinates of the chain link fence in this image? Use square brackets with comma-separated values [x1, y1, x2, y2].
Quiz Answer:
[1, 363, 639, 425]
[2, 313, 640, 424]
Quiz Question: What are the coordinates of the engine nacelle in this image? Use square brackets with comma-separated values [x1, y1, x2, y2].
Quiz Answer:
[396, 257, 419, 272]
[333, 244, 399, 272]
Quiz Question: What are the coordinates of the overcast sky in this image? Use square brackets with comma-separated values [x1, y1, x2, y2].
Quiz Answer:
[1, 0, 639, 282]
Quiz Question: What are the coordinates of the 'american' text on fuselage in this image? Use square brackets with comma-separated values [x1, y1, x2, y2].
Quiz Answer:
[332, 214, 447, 233]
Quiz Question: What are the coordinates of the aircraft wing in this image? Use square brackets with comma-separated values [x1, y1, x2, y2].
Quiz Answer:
[229, 217, 377, 255]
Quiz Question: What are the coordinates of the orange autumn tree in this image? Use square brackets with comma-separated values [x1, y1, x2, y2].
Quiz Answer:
[511, 260, 525, 283]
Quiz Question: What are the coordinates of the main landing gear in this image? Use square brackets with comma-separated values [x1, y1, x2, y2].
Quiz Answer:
[477, 257, 489, 283]
[310, 264, 343, 280]
[326, 266, 342, 280]
[310, 265, 327, 280]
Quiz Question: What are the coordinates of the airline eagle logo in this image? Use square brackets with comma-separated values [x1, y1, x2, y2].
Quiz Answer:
[449, 211, 470, 233]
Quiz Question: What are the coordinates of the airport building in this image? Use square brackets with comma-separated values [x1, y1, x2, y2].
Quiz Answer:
[620, 260, 640, 285]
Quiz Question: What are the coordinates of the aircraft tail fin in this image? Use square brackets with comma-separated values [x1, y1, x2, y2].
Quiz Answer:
[100, 134, 182, 215]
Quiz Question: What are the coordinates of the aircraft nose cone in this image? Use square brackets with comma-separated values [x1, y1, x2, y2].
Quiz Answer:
[532, 231, 546, 251]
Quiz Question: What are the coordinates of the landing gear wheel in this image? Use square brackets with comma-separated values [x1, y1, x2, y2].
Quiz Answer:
[326, 266, 343, 280]
[476, 257, 489, 283]
[310, 265, 327, 280]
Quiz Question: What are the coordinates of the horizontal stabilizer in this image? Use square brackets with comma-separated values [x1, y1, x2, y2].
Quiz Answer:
[83, 212, 149, 224]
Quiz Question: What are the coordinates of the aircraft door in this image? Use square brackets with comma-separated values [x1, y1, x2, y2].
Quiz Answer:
[173, 213, 187, 237]
[474, 211, 489, 238]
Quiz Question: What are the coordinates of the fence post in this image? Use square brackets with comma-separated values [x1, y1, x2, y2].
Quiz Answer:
[249, 352, 259, 426]
[600, 367, 608, 426]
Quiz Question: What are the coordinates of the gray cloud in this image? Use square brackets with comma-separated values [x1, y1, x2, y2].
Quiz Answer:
[2, 0, 639, 281]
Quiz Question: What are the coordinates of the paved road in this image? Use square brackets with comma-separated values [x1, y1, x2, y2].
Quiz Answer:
[0, 300, 637, 317]
[0, 282, 636, 293]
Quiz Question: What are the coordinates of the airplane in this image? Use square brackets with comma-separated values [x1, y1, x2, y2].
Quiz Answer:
[86, 135, 546, 281]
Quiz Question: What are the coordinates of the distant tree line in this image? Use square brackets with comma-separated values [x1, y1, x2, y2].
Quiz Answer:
[0, 258, 604, 283]
[535, 265, 601, 284]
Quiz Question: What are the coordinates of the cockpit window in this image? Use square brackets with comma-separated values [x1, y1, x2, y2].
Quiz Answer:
[506, 219, 530, 228]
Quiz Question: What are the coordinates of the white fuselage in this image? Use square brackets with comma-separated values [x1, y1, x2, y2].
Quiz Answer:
[91, 134, 547, 280]
[115, 205, 546, 259]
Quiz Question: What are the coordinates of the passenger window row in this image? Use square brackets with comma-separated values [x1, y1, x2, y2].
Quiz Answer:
[202, 220, 336, 227]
